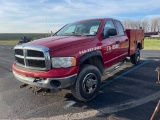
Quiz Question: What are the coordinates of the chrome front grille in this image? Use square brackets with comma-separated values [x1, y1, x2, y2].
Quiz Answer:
[14, 44, 51, 71]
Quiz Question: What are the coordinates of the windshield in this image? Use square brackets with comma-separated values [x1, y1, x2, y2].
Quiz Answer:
[56, 20, 101, 36]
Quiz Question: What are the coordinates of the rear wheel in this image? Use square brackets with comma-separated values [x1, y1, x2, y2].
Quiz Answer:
[71, 65, 101, 102]
[130, 48, 140, 65]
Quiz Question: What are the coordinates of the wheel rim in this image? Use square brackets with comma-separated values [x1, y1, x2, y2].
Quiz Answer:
[136, 49, 140, 63]
[82, 73, 98, 94]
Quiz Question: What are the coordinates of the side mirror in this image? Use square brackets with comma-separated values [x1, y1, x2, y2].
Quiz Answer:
[102, 28, 117, 38]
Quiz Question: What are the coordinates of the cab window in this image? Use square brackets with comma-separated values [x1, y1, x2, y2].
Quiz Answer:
[114, 21, 125, 36]
[104, 20, 115, 29]
[103, 20, 117, 38]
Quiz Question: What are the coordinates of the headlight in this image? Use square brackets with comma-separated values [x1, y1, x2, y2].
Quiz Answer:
[51, 57, 76, 68]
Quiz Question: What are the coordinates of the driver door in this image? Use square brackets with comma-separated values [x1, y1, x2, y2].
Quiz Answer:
[101, 20, 121, 67]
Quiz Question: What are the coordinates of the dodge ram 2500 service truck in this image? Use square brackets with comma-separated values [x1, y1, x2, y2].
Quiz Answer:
[12, 18, 144, 101]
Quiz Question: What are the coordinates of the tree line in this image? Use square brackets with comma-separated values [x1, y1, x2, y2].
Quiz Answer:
[122, 17, 160, 32]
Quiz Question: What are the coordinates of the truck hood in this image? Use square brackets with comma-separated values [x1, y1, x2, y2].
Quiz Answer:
[27, 36, 94, 51]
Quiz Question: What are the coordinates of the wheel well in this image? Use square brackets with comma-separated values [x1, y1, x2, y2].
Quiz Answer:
[137, 42, 141, 49]
[80, 56, 104, 74]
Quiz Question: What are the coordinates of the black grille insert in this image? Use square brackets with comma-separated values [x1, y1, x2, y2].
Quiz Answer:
[15, 49, 23, 56]
[28, 60, 45, 68]
[15, 57, 25, 65]
[27, 50, 44, 57]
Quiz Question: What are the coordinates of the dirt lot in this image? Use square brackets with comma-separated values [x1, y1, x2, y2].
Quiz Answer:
[0, 45, 160, 120]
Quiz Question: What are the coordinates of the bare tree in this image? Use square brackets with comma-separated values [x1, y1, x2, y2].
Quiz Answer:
[151, 17, 159, 32]
[122, 19, 142, 29]
[122, 19, 132, 29]
[134, 20, 142, 29]
[122, 17, 160, 32]
[141, 19, 149, 32]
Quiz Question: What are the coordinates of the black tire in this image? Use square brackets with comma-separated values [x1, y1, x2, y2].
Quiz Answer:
[130, 48, 140, 65]
[71, 65, 101, 102]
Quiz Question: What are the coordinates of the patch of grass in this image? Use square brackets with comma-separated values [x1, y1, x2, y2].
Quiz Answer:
[0, 39, 160, 50]
[144, 39, 160, 50]
[0, 40, 19, 45]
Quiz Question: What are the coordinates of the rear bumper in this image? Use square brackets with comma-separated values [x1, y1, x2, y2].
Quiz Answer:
[13, 70, 77, 89]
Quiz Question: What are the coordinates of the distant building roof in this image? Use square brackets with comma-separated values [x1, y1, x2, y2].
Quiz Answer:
[144, 32, 160, 37]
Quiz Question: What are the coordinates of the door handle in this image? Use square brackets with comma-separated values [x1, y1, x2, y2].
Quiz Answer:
[125, 39, 128, 41]
[116, 41, 120, 44]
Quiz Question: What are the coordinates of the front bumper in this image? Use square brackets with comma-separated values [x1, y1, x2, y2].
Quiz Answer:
[12, 62, 79, 89]
[13, 70, 77, 89]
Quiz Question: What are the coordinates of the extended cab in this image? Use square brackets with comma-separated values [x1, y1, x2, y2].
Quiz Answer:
[12, 18, 144, 101]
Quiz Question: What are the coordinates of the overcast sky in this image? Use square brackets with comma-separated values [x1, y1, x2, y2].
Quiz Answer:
[0, 0, 160, 33]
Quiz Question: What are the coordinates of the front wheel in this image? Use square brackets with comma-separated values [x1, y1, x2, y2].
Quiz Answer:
[130, 48, 140, 65]
[71, 65, 101, 102]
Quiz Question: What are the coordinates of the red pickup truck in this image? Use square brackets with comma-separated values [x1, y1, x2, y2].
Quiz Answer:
[12, 18, 144, 101]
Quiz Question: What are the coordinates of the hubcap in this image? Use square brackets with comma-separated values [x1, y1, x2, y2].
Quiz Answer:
[82, 73, 98, 94]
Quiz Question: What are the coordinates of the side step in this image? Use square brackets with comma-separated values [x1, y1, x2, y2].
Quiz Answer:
[102, 58, 128, 76]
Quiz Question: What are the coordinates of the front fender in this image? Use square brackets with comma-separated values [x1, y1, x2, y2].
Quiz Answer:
[78, 50, 103, 65]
